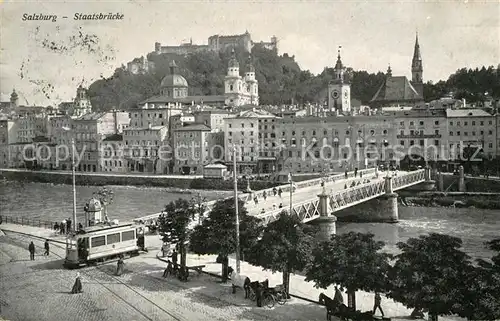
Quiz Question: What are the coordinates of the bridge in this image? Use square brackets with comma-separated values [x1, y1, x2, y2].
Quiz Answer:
[134, 167, 432, 232]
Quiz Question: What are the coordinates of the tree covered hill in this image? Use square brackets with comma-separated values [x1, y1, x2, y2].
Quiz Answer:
[87, 46, 500, 111]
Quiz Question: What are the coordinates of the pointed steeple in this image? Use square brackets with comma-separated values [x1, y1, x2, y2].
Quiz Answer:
[335, 46, 343, 70]
[228, 48, 239, 68]
[412, 32, 422, 62]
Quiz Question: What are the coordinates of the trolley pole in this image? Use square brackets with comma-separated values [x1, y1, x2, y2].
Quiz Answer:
[71, 137, 77, 232]
[233, 145, 241, 274]
[289, 173, 293, 215]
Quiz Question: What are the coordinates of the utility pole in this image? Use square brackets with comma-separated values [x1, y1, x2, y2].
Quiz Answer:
[71, 137, 77, 231]
[232, 145, 241, 273]
[289, 172, 293, 215]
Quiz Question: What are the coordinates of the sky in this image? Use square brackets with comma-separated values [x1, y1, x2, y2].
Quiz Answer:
[1, 0, 499, 106]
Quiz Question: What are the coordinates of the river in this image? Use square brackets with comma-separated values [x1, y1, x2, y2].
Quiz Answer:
[0, 181, 498, 260]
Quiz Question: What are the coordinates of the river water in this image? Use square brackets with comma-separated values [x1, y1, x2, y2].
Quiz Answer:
[0, 181, 498, 260]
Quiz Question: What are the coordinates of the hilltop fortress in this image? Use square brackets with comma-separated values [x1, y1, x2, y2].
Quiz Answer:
[127, 31, 278, 75]
[155, 31, 278, 55]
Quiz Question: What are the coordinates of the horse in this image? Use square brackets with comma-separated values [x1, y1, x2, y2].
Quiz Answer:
[319, 293, 338, 321]
[230, 271, 251, 298]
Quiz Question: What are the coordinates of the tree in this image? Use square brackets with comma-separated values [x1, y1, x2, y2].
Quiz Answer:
[305, 232, 391, 310]
[189, 198, 263, 282]
[246, 212, 316, 298]
[457, 239, 500, 320]
[157, 198, 196, 271]
[387, 233, 474, 321]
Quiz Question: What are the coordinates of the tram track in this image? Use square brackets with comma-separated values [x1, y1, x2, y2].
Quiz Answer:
[2, 230, 276, 321]
[2, 230, 186, 321]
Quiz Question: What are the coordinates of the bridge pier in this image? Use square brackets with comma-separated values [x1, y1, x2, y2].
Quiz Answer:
[419, 167, 436, 191]
[379, 176, 399, 223]
[311, 186, 337, 241]
[438, 172, 444, 191]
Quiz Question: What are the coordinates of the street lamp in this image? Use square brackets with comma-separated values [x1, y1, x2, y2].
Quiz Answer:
[62, 126, 77, 232]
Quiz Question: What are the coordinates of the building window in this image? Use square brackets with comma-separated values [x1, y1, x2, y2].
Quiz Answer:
[400, 140, 404, 146]
[464, 121, 468, 126]
[449, 131, 453, 136]
[419, 140, 424, 146]
[471, 121, 475, 126]
[410, 140, 414, 146]
[435, 120, 439, 125]
[419, 121, 424, 125]
[434, 140, 439, 146]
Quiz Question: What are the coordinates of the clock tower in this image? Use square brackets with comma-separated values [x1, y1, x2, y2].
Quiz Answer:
[328, 47, 351, 113]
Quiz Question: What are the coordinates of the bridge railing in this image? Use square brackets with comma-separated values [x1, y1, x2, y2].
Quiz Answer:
[238, 167, 377, 203]
[0, 215, 58, 230]
[392, 169, 426, 190]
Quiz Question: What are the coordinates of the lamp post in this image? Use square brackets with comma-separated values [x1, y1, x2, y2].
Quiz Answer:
[62, 126, 77, 232]
[232, 145, 241, 274]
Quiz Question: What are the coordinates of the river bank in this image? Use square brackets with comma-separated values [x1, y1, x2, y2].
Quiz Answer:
[0, 168, 280, 191]
[398, 191, 500, 210]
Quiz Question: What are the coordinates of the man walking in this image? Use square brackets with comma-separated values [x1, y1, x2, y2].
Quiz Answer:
[373, 292, 384, 316]
[44, 239, 50, 256]
[334, 286, 344, 305]
[28, 241, 35, 260]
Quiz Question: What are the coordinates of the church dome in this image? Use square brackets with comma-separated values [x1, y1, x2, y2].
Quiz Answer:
[161, 74, 188, 88]
[84, 198, 102, 212]
[161, 60, 188, 88]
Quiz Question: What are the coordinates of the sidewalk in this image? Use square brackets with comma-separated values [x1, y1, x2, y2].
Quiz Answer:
[163, 252, 461, 321]
[0, 223, 67, 243]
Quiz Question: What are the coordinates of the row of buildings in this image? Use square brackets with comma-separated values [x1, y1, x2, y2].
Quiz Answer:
[1, 99, 499, 176]
[2, 33, 499, 176]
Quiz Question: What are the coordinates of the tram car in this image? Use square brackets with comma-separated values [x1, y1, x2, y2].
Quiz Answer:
[64, 222, 146, 268]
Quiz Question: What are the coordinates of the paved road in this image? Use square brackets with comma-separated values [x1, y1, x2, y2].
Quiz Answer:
[244, 171, 401, 216]
[0, 231, 328, 321]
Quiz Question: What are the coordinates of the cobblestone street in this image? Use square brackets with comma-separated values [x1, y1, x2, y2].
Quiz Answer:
[0, 231, 327, 321]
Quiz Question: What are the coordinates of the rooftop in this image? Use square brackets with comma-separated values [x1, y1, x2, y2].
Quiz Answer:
[174, 123, 211, 131]
[446, 109, 492, 118]
[75, 112, 107, 121]
[103, 134, 124, 141]
[371, 76, 422, 102]
[141, 95, 226, 105]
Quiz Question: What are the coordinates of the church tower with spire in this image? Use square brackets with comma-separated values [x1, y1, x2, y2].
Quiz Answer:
[411, 32, 424, 98]
[328, 47, 351, 113]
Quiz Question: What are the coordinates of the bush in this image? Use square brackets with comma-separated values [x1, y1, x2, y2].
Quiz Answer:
[188, 178, 279, 191]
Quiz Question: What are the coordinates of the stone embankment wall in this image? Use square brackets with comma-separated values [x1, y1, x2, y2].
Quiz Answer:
[441, 175, 500, 193]
[0, 169, 279, 191]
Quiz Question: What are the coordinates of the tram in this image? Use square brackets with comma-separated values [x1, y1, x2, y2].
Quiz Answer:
[64, 222, 146, 269]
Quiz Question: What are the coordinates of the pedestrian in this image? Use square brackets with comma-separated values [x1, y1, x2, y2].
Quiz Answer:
[334, 286, 344, 305]
[354, 167, 358, 177]
[255, 282, 263, 307]
[278, 203, 283, 209]
[272, 187, 277, 196]
[278, 188, 282, 198]
[360, 171, 363, 178]
[66, 218, 72, 233]
[373, 292, 384, 316]
[262, 191, 267, 201]
[60, 219, 66, 234]
[54, 222, 59, 231]
[71, 272, 83, 294]
[116, 256, 124, 276]
[28, 241, 35, 260]
[44, 239, 50, 256]
[78, 222, 83, 231]
[273, 204, 277, 211]
[171, 249, 178, 269]
[345, 170, 348, 179]
[261, 208, 265, 214]
[253, 196, 258, 205]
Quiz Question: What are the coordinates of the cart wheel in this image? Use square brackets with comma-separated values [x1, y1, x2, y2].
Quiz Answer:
[277, 291, 286, 305]
[264, 293, 275, 308]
